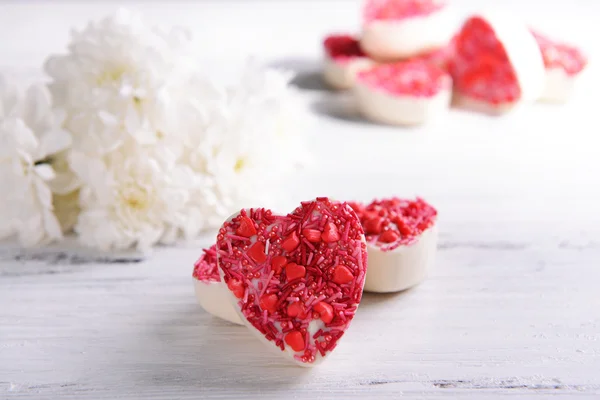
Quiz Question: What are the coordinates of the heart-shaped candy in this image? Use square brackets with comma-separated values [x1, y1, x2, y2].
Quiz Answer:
[323, 34, 374, 90]
[449, 13, 545, 114]
[361, 0, 454, 61]
[216, 197, 367, 366]
[193, 245, 243, 325]
[350, 197, 438, 293]
[531, 30, 588, 103]
[354, 60, 452, 126]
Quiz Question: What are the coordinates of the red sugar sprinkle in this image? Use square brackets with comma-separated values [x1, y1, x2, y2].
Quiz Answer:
[332, 265, 354, 285]
[192, 245, 219, 282]
[285, 331, 306, 352]
[313, 301, 334, 324]
[236, 216, 257, 238]
[449, 16, 521, 104]
[282, 231, 300, 252]
[364, 0, 446, 23]
[354, 197, 437, 251]
[531, 30, 587, 76]
[357, 60, 451, 97]
[260, 294, 278, 313]
[285, 263, 307, 281]
[302, 228, 322, 243]
[321, 222, 341, 243]
[216, 198, 367, 364]
[248, 242, 267, 263]
[271, 256, 287, 274]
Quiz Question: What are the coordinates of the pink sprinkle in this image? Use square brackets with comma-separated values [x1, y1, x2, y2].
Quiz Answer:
[306, 252, 314, 266]
[302, 239, 316, 251]
[241, 251, 256, 266]
[260, 270, 275, 297]
[226, 234, 251, 242]
[343, 221, 350, 241]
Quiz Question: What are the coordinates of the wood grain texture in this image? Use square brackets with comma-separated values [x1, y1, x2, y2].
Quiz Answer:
[1, 1, 600, 398]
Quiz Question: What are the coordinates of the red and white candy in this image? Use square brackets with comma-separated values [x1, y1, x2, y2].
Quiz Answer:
[354, 60, 452, 126]
[350, 198, 438, 293]
[360, 0, 454, 61]
[449, 13, 545, 114]
[323, 34, 375, 90]
[193, 245, 243, 325]
[531, 30, 588, 103]
[216, 198, 368, 366]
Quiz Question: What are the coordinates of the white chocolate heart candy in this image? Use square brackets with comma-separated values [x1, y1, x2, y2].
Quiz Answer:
[360, 0, 455, 61]
[193, 245, 243, 325]
[350, 198, 438, 293]
[354, 60, 452, 126]
[531, 30, 588, 103]
[217, 198, 368, 366]
[449, 12, 545, 114]
[323, 34, 375, 90]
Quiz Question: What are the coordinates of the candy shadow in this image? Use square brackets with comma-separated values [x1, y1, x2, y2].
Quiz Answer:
[310, 95, 384, 126]
[125, 304, 312, 393]
[269, 58, 329, 92]
[360, 289, 416, 310]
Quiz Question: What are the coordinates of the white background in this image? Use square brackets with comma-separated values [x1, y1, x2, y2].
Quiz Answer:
[1, 1, 600, 399]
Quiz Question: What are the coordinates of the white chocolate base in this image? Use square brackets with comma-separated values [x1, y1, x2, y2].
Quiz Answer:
[323, 55, 374, 90]
[452, 93, 521, 115]
[539, 68, 577, 103]
[364, 224, 438, 293]
[354, 82, 451, 126]
[360, 8, 454, 61]
[193, 279, 243, 325]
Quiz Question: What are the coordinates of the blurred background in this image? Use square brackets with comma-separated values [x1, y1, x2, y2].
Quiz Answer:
[0, 0, 596, 72]
[0, 0, 598, 239]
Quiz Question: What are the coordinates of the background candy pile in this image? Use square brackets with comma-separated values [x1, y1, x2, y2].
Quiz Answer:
[322, 0, 588, 125]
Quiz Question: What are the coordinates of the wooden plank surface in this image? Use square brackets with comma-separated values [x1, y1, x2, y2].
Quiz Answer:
[1, 1, 600, 398]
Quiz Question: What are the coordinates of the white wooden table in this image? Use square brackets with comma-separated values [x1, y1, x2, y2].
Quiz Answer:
[1, 1, 600, 398]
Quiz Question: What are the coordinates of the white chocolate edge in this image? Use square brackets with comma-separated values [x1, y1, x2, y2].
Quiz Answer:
[364, 223, 438, 293]
[360, 7, 454, 61]
[354, 79, 452, 126]
[323, 53, 375, 90]
[193, 278, 243, 325]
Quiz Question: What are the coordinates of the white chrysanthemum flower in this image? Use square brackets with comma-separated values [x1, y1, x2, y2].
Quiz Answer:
[0, 75, 73, 246]
[70, 143, 200, 251]
[181, 62, 308, 228]
[45, 8, 195, 156]
[39, 9, 308, 251]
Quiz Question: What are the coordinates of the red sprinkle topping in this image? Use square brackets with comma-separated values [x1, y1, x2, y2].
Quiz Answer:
[531, 30, 587, 76]
[323, 34, 366, 63]
[449, 16, 521, 104]
[357, 60, 451, 97]
[286, 263, 307, 281]
[271, 255, 288, 274]
[353, 197, 437, 251]
[285, 331, 306, 352]
[248, 242, 268, 263]
[313, 302, 334, 324]
[364, 0, 446, 23]
[192, 245, 219, 282]
[236, 216, 257, 237]
[216, 198, 367, 364]
[332, 265, 355, 285]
